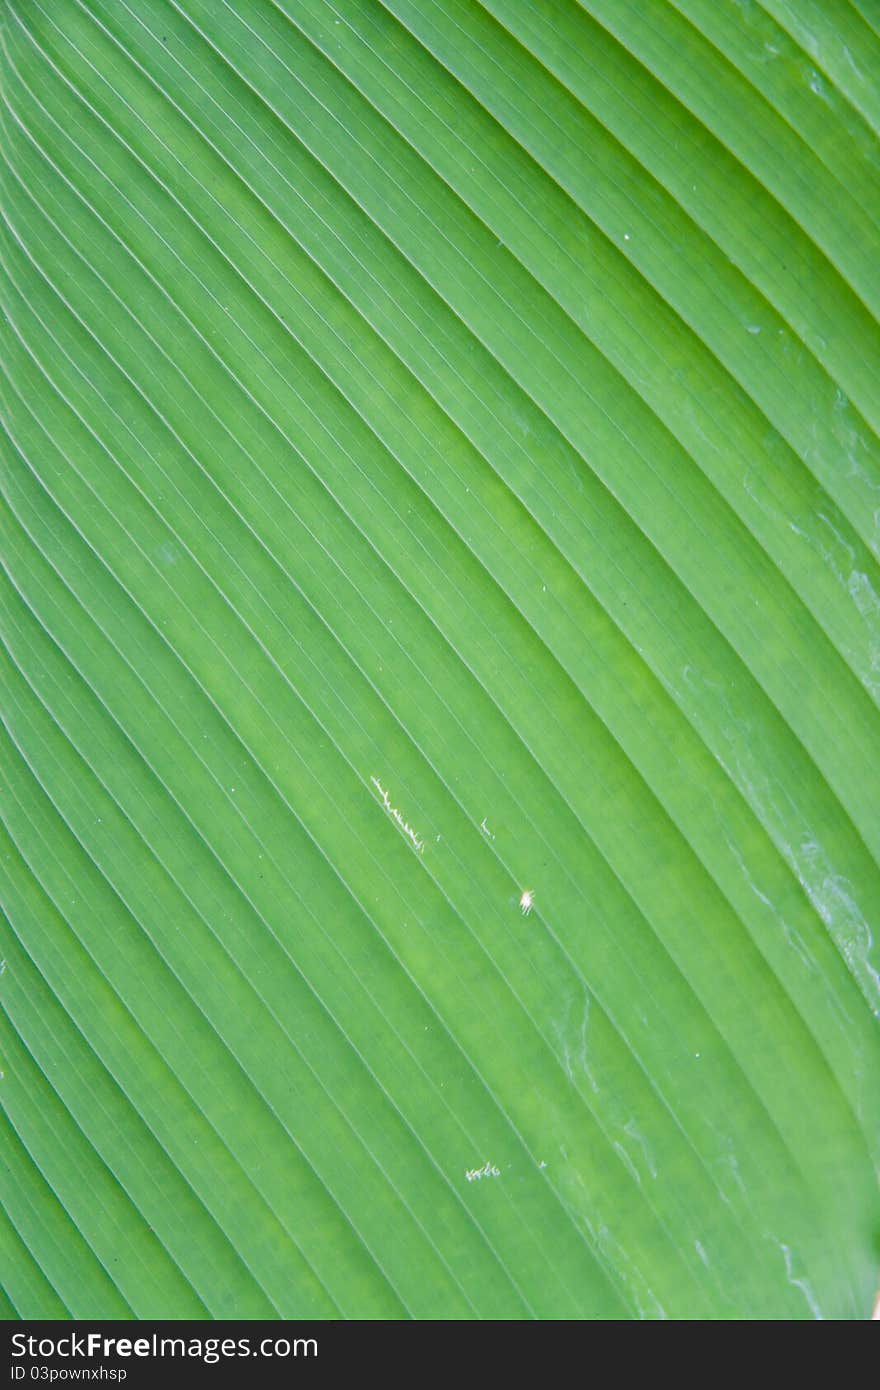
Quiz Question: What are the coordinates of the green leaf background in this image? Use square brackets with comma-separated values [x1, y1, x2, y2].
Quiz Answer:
[2, 0, 879, 1320]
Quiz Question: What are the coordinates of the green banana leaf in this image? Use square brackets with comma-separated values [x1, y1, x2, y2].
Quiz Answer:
[2, 0, 879, 1321]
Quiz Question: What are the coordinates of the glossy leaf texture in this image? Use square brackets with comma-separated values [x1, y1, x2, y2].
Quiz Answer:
[2, 0, 879, 1320]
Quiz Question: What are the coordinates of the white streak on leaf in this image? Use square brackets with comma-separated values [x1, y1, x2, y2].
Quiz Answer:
[370, 775, 425, 853]
[779, 1242, 824, 1319]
